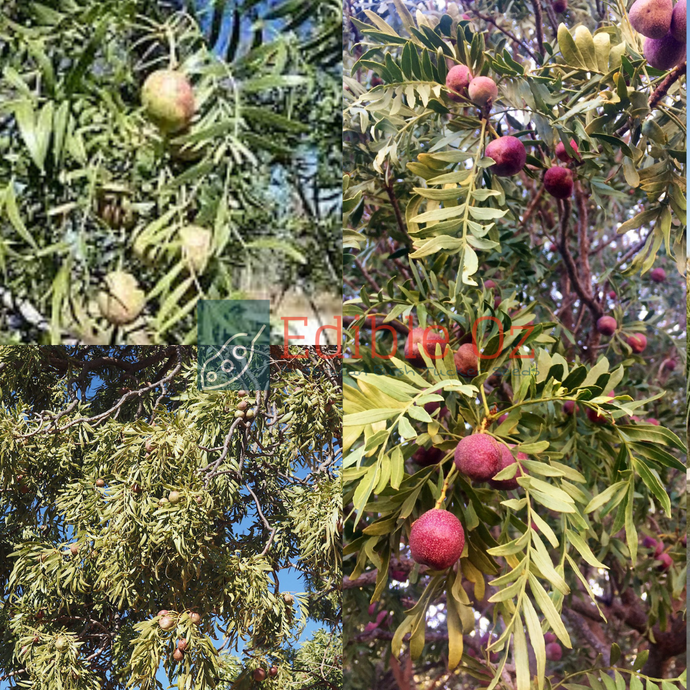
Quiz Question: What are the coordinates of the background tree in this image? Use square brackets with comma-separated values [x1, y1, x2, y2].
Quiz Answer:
[0, 0, 342, 344]
[343, 0, 686, 687]
[0, 345, 342, 689]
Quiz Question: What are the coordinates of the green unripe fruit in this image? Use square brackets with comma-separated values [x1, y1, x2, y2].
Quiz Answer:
[55, 636, 69, 652]
[234, 410, 245, 419]
[97, 271, 146, 326]
[179, 225, 212, 274]
[245, 409, 255, 419]
[141, 70, 196, 134]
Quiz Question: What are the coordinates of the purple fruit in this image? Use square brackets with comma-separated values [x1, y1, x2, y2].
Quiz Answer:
[468, 76, 498, 107]
[485, 136, 526, 177]
[596, 315, 617, 336]
[627, 333, 647, 353]
[563, 400, 576, 415]
[671, 0, 686, 40]
[544, 166, 574, 199]
[446, 65, 473, 102]
[644, 32, 686, 70]
[546, 642, 563, 661]
[555, 139, 579, 162]
[630, 0, 673, 38]
[489, 445, 526, 491]
[454, 434, 500, 482]
[409, 509, 465, 570]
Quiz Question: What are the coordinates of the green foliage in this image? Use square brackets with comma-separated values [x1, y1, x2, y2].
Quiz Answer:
[343, 0, 686, 687]
[0, 0, 341, 343]
[0, 345, 341, 689]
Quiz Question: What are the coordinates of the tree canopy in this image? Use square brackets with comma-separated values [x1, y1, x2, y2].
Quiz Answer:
[0, 345, 342, 689]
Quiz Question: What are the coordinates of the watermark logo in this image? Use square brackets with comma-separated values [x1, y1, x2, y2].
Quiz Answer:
[197, 300, 271, 391]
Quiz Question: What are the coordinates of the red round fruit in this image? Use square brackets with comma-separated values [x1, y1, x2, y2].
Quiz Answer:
[546, 642, 563, 660]
[404, 327, 449, 368]
[544, 166, 574, 199]
[489, 445, 526, 491]
[95, 478, 105, 488]
[409, 509, 465, 570]
[173, 648, 184, 662]
[552, 0, 567, 11]
[657, 552, 673, 570]
[445, 64, 472, 102]
[390, 569, 408, 581]
[596, 315, 617, 336]
[177, 638, 188, 652]
[141, 70, 196, 134]
[253, 668, 267, 681]
[269, 666, 278, 677]
[485, 136, 526, 177]
[412, 446, 444, 467]
[544, 632, 557, 644]
[189, 612, 202, 625]
[555, 139, 579, 162]
[608, 290, 616, 299]
[485, 279, 497, 290]
[454, 343, 478, 377]
[563, 400, 576, 415]
[468, 76, 498, 107]
[585, 390, 615, 425]
[661, 358, 676, 371]
[627, 333, 647, 353]
[650, 267, 666, 283]
[454, 434, 500, 482]
[647, 417, 660, 425]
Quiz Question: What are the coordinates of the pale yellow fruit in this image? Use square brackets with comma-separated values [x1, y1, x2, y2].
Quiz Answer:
[97, 272, 145, 326]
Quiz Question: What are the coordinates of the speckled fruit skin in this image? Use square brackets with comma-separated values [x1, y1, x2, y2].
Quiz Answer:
[412, 446, 444, 467]
[644, 32, 687, 70]
[629, 0, 673, 38]
[409, 509, 465, 570]
[404, 327, 449, 367]
[627, 333, 647, 353]
[544, 166, 574, 199]
[454, 343, 478, 377]
[489, 445, 526, 490]
[445, 64, 472, 101]
[552, 0, 567, 11]
[596, 315, 617, 336]
[545, 642, 563, 661]
[468, 76, 498, 106]
[650, 267, 666, 283]
[671, 0, 686, 41]
[454, 434, 500, 481]
[141, 70, 196, 134]
[555, 139, 579, 162]
[485, 136, 526, 176]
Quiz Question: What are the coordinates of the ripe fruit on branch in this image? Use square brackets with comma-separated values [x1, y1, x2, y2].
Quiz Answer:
[189, 612, 202, 625]
[544, 632, 557, 644]
[237, 400, 248, 411]
[131, 483, 142, 494]
[404, 327, 449, 368]
[555, 139, 579, 162]
[627, 333, 647, 353]
[254, 668, 267, 681]
[97, 272, 146, 326]
[245, 409, 256, 420]
[644, 32, 686, 69]
[671, 0, 686, 40]
[412, 445, 444, 467]
[552, 0, 567, 11]
[168, 491, 181, 504]
[95, 478, 105, 488]
[454, 434, 500, 482]
[269, 667, 278, 677]
[647, 417, 660, 425]
[629, 0, 673, 38]
[173, 648, 184, 661]
[563, 400, 576, 415]
[454, 343, 478, 377]
[55, 636, 68, 652]
[662, 358, 676, 371]
[69, 543, 80, 556]
[543, 166, 574, 199]
[489, 445, 526, 491]
[238, 390, 248, 397]
[283, 593, 294, 605]
[141, 70, 196, 134]
[650, 267, 666, 283]
[585, 390, 615, 425]
[159, 615, 175, 630]
[657, 552, 673, 570]
[409, 509, 465, 570]
[608, 290, 617, 299]
[468, 76, 498, 107]
[177, 638, 188, 652]
[158, 610, 169, 617]
[545, 642, 563, 661]
[179, 225, 212, 274]
[596, 316, 617, 336]
[484, 279, 497, 290]
[445, 64, 472, 101]
[485, 136, 526, 177]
